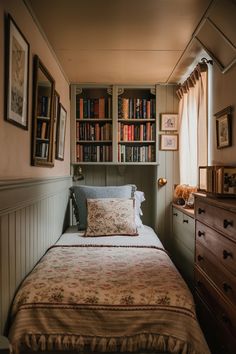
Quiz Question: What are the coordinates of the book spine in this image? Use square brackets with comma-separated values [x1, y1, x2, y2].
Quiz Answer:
[79, 98, 83, 119]
[99, 98, 105, 118]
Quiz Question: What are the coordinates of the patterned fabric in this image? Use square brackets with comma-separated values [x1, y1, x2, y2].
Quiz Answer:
[8, 244, 210, 354]
[85, 198, 138, 236]
[70, 185, 136, 230]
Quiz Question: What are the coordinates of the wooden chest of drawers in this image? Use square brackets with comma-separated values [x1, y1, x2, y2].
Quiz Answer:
[194, 194, 236, 354]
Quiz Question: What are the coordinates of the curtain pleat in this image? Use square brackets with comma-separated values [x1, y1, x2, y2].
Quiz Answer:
[177, 63, 208, 186]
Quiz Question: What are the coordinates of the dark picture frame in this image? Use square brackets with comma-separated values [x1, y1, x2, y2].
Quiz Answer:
[54, 91, 60, 159]
[215, 106, 232, 149]
[160, 134, 178, 151]
[56, 103, 67, 160]
[5, 14, 29, 129]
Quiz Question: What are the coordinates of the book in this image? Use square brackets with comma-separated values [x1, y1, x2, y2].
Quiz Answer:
[99, 98, 105, 118]
[41, 122, 48, 139]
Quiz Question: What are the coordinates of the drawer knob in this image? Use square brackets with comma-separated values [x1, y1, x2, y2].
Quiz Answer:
[198, 208, 205, 214]
[173, 213, 178, 216]
[196, 280, 202, 287]
[221, 313, 231, 325]
[183, 219, 189, 223]
[223, 219, 233, 228]
[223, 250, 233, 259]
[223, 282, 232, 292]
[198, 230, 205, 237]
[197, 255, 204, 261]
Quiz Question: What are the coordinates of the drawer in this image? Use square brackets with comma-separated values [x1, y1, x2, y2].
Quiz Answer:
[195, 267, 236, 339]
[173, 208, 195, 252]
[195, 198, 236, 241]
[195, 291, 236, 354]
[196, 242, 236, 305]
[172, 207, 183, 224]
[196, 221, 236, 276]
[172, 237, 194, 285]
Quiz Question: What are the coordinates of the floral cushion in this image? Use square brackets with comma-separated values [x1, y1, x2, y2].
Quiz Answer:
[70, 185, 137, 230]
[85, 198, 138, 236]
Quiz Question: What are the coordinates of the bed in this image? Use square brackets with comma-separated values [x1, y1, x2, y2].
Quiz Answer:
[7, 186, 210, 354]
[7, 225, 209, 354]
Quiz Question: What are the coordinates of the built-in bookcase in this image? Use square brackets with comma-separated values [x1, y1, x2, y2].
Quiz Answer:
[75, 87, 113, 163]
[117, 88, 156, 163]
[71, 85, 157, 165]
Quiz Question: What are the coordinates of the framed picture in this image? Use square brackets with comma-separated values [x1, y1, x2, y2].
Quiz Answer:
[54, 91, 60, 157]
[5, 14, 29, 129]
[56, 103, 67, 160]
[215, 106, 232, 149]
[160, 134, 178, 151]
[161, 113, 178, 131]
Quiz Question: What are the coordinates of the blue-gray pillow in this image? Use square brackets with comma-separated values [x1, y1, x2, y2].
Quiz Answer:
[70, 185, 137, 230]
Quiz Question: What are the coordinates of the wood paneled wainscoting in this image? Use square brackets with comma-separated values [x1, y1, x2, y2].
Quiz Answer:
[0, 176, 72, 335]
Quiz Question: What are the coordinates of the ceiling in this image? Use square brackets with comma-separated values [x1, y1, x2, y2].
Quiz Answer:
[24, 0, 231, 84]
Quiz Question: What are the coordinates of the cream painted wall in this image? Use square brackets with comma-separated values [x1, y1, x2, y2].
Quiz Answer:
[0, 0, 70, 179]
[211, 64, 236, 165]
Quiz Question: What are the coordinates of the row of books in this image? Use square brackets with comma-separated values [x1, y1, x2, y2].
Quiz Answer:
[37, 95, 51, 117]
[76, 122, 112, 141]
[37, 121, 49, 140]
[76, 97, 112, 119]
[118, 123, 155, 142]
[35, 142, 49, 159]
[118, 98, 156, 119]
[76, 144, 112, 162]
[118, 145, 155, 162]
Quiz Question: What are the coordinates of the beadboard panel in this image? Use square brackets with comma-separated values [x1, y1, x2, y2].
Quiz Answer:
[0, 176, 71, 334]
[74, 165, 156, 227]
[155, 85, 179, 250]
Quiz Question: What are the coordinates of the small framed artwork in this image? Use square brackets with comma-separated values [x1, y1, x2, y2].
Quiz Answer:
[161, 113, 178, 131]
[160, 134, 178, 151]
[215, 106, 232, 149]
[54, 91, 60, 157]
[5, 14, 29, 129]
[56, 103, 67, 160]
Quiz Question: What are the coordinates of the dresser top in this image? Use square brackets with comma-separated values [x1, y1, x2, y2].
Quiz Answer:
[172, 203, 195, 218]
[194, 192, 236, 213]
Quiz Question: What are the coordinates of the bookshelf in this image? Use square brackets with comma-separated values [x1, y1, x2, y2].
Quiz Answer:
[117, 88, 156, 163]
[75, 87, 113, 163]
[31, 56, 55, 167]
[71, 85, 157, 165]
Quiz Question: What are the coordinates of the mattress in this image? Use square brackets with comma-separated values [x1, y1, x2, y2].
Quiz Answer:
[8, 226, 210, 354]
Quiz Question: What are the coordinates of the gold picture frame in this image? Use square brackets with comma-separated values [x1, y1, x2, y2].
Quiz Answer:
[215, 106, 232, 149]
[160, 113, 178, 131]
[160, 134, 178, 151]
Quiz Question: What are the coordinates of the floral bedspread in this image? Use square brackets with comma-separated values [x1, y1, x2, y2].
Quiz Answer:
[8, 245, 210, 354]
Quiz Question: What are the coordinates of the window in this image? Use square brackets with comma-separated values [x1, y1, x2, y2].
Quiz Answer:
[177, 61, 210, 186]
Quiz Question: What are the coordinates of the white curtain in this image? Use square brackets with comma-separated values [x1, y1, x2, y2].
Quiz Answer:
[178, 66, 208, 186]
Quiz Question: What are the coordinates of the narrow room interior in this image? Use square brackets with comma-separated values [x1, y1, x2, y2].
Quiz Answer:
[0, 1, 236, 354]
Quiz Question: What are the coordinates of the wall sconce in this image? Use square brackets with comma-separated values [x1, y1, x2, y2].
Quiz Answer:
[73, 166, 84, 181]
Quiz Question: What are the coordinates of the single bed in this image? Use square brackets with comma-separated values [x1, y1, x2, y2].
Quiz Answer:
[8, 225, 210, 354]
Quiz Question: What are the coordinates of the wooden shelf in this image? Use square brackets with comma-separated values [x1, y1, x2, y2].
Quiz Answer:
[76, 118, 112, 122]
[37, 116, 50, 121]
[118, 119, 155, 122]
[77, 140, 112, 144]
[72, 85, 157, 165]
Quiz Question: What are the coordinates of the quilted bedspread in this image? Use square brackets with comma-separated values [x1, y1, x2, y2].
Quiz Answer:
[8, 244, 210, 354]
